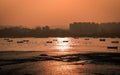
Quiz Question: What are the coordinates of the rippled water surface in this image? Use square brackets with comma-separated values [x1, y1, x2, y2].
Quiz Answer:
[0, 37, 120, 52]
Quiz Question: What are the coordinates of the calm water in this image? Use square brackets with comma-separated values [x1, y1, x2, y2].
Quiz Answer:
[0, 37, 120, 52]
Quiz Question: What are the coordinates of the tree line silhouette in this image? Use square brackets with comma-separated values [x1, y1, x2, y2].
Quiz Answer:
[0, 26, 70, 37]
[0, 22, 120, 38]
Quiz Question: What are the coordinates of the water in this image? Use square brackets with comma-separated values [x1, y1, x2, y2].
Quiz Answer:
[0, 37, 120, 52]
[0, 37, 120, 75]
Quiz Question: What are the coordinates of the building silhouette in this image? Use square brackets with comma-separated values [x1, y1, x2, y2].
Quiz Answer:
[69, 22, 99, 36]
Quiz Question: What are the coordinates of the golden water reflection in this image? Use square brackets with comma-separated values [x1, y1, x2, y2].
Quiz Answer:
[55, 38, 71, 51]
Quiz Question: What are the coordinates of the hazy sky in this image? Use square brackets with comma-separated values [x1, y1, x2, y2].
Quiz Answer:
[0, 0, 120, 28]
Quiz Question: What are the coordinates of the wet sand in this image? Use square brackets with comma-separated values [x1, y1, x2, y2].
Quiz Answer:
[0, 51, 120, 75]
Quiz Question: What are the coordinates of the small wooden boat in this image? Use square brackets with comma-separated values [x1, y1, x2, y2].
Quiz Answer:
[17, 41, 24, 43]
[63, 41, 69, 42]
[23, 40, 29, 42]
[40, 54, 48, 56]
[99, 39, 106, 41]
[111, 41, 119, 44]
[46, 41, 52, 43]
[107, 46, 118, 49]
[84, 38, 89, 40]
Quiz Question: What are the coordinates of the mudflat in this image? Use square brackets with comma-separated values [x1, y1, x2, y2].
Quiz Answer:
[0, 51, 120, 75]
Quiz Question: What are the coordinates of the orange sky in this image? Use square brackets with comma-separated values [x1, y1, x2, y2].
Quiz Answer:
[0, 0, 120, 29]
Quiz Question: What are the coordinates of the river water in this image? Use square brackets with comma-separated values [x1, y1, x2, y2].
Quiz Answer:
[0, 37, 120, 52]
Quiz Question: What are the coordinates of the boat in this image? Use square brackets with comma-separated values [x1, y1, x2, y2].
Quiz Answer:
[63, 41, 69, 42]
[40, 54, 48, 56]
[111, 41, 119, 44]
[84, 38, 89, 40]
[99, 39, 106, 41]
[107, 46, 118, 49]
[17, 41, 24, 43]
[46, 41, 52, 43]
[23, 40, 29, 42]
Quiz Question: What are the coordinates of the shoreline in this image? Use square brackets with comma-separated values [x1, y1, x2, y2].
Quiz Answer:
[0, 51, 120, 75]
[0, 51, 120, 65]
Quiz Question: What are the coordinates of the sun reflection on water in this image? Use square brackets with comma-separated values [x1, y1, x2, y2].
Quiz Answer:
[55, 38, 70, 51]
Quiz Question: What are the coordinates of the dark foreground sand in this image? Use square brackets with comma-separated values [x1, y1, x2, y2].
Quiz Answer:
[0, 51, 120, 75]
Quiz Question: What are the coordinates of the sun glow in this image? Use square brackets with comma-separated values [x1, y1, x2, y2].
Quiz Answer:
[55, 38, 70, 51]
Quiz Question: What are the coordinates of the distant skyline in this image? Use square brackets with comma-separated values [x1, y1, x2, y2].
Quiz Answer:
[0, 0, 120, 29]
